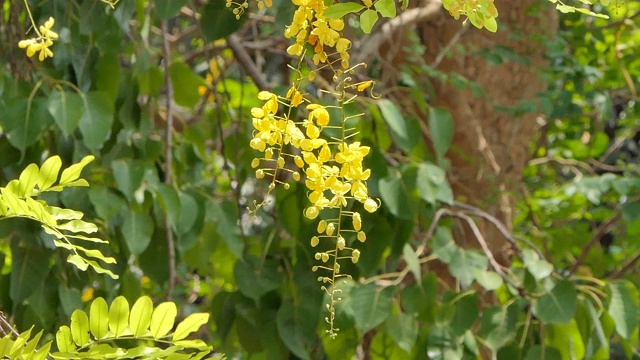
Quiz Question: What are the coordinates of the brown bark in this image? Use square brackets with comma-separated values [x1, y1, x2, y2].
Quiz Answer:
[416, 0, 558, 264]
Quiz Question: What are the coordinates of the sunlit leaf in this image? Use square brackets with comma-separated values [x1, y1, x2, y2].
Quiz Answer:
[90, 297, 109, 340]
[172, 313, 210, 341]
[70, 310, 90, 346]
[109, 296, 130, 337]
[150, 302, 177, 338]
[130, 296, 154, 337]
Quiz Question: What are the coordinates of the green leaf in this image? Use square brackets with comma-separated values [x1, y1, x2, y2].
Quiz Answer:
[385, 311, 417, 353]
[90, 297, 109, 340]
[360, 9, 379, 34]
[432, 227, 457, 263]
[473, 269, 503, 290]
[169, 62, 207, 109]
[172, 313, 210, 341]
[208, 199, 244, 259]
[200, 0, 244, 41]
[70, 309, 90, 346]
[10, 244, 50, 305]
[379, 170, 413, 220]
[150, 302, 177, 338]
[156, 184, 181, 232]
[95, 52, 120, 102]
[478, 304, 518, 352]
[608, 280, 640, 339]
[378, 99, 416, 152]
[111, 159, 147, 202]
[532, 280, 577, 324]
[449, 249, 488, 287]
[416, 162, 453, 205]
[17, 163, 39, 197]
[234, 257, 284, 301]
[525, 346, 562, 360]
[177, 191, 198, 236]
[78, 92, 115, 151]
[402, 243, 421, 282]
[122, 209, 154, 256]
[37, 156, 62, 192]
[55, 326, 75, 353]
[276, 301, 315, 360]
[130, 296, 154, 337]
[323, 2, 366, 19]
[350, 283, 394, 333]
[59, 155, 94, 186]
[1, 97, 53, 153]
[544, 320, 585, 360]
[522, 248, 553, 280]
[429, 107, 454, 166]
[155, 0, 188, 19]
[484, 16, 498, 32]
[48, 91, 84, 136]
[109, 296, 130, 337]
[375, 0, 396, 18]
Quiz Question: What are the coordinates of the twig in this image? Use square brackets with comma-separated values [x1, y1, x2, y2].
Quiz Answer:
[0, 311, 18, 338]
[431, 26, 467, 69]
[568, 214, 619, 275]
[161, 20, 177, 300]
[608, 251, 640, 280]
[228, 34, 271, 91]
[352, 0, 443, 64]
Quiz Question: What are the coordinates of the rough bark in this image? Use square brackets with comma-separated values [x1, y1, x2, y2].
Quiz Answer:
[416, 0, 558, 264]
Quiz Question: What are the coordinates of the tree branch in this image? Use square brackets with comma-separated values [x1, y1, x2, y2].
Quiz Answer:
[352, 0, 443, 65]
[161, 19, 177, 301]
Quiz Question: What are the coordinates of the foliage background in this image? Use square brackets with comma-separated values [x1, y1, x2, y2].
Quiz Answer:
[0, 0, 639, 359]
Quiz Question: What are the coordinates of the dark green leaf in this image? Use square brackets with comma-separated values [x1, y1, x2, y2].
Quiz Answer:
[478, 304, 518, 352]
[155, 0, 188, 19]
[0, 97, 53, 152]
[200, 1, 244, 42]
[384, 311, 417, 353]
[122, 209, 154, 256]
[532, 280, 577, 324]
[234, 257, 283, 301]
[350, 283, 394, 333]
[169, 62, 207, 109]
[48, 91, 84, 136]
[429, 107, 454, 166]
[10, 244, 50, 306]
[78, 92, 114, 150]
[378, 99, 416, 152]
[379, 170, 413, 220]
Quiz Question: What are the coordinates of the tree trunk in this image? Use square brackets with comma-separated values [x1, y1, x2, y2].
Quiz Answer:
[418, 0, 558, 264]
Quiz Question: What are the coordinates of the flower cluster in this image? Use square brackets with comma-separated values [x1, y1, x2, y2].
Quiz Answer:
[285, 0, 352, 69]
[18, 17, 58, 61]
[250, 82, 378, 337]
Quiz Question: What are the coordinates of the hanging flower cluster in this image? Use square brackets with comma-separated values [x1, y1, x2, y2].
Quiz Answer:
[250, 80, 378, 337]
[18, 16, 58, 61]
[285, 0, 352, 69]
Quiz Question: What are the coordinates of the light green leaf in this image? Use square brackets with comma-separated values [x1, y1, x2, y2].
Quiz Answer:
[473, 269, 503, 290]
[57, 219, 98, 234]
[59, 155, 95, 186]
[378, 99, 416, 152]
[385, 311, 418, 353]
[122, 209, 154, 256]
[172, 313, 210, 341]
[416, 162, 453, 205]
[48, 91, 84, 136]
[150, 302, 177, 338]
[56, 326, 75, 353]
[37, 156, 62, 192]
[66, 254, 90, 271]
[323, 2, 365, 19]
[378, 170, 413, 220]
[33, 341, 52, 360]
[429, 107, 454, 166]
[169, 62, 208, 109]
[608, 280, 640, 339]
[360, 9, 379, 34]
[90, 297, 109, 340]
[544, 320, 585, 360]
[402, 243, 421, 282]
[532, 280, 577, 324]
[70, 309, 91, 346]
[17, 163, 39, 197]
[484, 16, 498, 32]
[130, 296, 154, 337]
[522, 248, 553, 280]
[109, 296, 131, 337]
[375, 0, 396, 18]
[350, 283, 394, 333]
[78, 91, 114, 150]
[449, 249, 488, 287]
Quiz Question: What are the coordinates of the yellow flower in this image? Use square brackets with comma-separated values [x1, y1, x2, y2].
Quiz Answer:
[81, 287, 94, 302]
[18, 17, 58, 61]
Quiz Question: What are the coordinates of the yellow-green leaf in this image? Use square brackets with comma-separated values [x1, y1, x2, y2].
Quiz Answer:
[37, 156, 62, 191]
[172, 313, 210, 341]
[32, 340, 52, 360]
[90, 297, 109, 340]
[130, 296, 154, 337]
[18, 163, 39, 197]
[56, 326, 75, 353]
[109, 296, 130, 337]
[150, 302, 177, 338]
[70, 309, 91, 346]
[59, 155, 95, 185]
[360, 9, 379, 34]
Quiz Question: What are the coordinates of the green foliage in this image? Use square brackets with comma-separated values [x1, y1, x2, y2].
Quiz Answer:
[0, 155, 117, 279]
